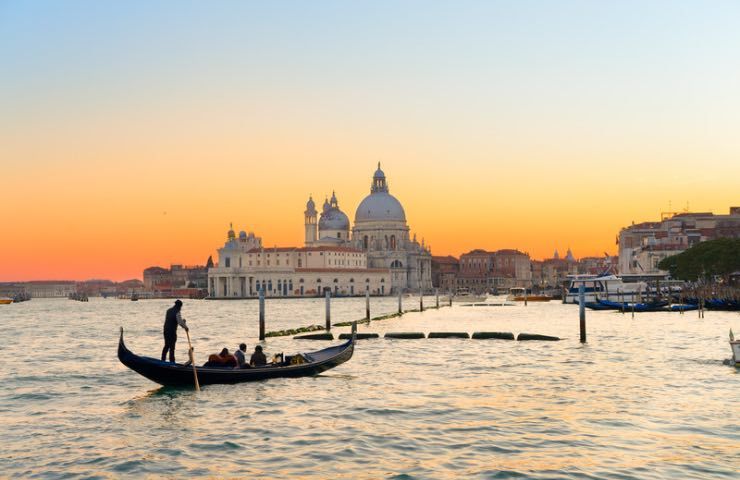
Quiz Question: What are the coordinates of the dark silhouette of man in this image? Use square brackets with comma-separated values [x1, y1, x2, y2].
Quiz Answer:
[162, 299, 188, 362]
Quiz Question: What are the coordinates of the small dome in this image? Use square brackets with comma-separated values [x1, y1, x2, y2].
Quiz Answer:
[355, 192, 406, 223]
[239, 231, 247, 240]
[374, 162, 385, 179]
[319, 208, 350, 230]
[306, 196, 316, 211]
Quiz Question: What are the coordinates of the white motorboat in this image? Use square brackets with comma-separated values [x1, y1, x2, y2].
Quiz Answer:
[563, 274, 647, 304]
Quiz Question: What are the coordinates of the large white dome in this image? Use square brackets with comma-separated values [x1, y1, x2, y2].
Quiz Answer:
[355, 192, 406, 223]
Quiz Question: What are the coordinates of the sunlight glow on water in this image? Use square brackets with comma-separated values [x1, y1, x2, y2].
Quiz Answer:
[1, 298, 738, 478]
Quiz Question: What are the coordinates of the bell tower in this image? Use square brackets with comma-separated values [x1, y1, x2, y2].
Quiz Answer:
[304, 196, 318, 245]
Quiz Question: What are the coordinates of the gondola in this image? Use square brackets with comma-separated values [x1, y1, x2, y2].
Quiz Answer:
[118, 327, 355, 387]
[596, 299, 669, 312]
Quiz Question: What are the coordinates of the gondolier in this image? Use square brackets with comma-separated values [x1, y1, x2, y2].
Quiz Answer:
[161, 299, 188, 363]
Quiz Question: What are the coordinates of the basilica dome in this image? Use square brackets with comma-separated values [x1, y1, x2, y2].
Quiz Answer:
[318, 192, 350, 231]
[355, 192, 406, 223]
[319, 208, 350, 230]
[354, 163, 407, 223]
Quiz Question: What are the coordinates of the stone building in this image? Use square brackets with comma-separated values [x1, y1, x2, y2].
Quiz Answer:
[618, 208, 740, 275]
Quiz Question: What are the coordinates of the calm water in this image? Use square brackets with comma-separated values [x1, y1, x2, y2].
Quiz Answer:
[1, 297, 738, 479]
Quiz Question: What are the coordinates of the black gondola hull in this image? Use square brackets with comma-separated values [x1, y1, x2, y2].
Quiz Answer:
[118, 328, 354, 387]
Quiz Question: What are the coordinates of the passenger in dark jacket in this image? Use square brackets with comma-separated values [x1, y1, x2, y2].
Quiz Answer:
[161, 300, 188, 363]
[250, 345, 267, 367]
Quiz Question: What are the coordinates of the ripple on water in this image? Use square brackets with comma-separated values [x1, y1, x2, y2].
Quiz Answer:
[1, 298, 738, 479]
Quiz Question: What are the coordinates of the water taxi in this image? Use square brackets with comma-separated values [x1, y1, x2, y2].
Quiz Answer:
[564, 274, 647, 304]
[506, 287, 552, 302]
[0, 298, 13, 305]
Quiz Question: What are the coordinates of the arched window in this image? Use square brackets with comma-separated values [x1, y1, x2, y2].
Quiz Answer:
[350, 278, 354, 283]
[391, 260, 403, 268]
[366, 278, 370, 283]
[317, 278, 322, 283]
[390, 235, 396, 250]
[299, 278, 304, 283]
[384, 235, 389, 249]
[333, 278, 338, 283]
[363, 235, 369, 249]
[381, 278, 385, 283]
[338, 232, 341, 239]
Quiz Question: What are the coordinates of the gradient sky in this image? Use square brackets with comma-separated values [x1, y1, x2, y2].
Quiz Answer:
[1, 0, 739, 281]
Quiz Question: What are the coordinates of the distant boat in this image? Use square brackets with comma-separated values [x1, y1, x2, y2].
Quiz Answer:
[131, 293, 139, 301]
[506, 288, 552, 302]
[730, 330, 740, 367]
[451, 288, 487, 303]
[0, 298, 13, 305]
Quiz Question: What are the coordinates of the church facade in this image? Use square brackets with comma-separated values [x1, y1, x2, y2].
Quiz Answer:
[207, 165, 432, 298]
[304, 164, 433, 292]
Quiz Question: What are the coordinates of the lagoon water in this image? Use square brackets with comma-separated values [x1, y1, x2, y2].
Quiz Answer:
[1, 297, 738, 479]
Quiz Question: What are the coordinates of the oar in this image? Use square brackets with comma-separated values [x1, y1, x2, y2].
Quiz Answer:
[185, 329, 201, 391]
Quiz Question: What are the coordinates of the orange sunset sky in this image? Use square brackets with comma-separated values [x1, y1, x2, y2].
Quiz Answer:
[2, 1, 739, 281]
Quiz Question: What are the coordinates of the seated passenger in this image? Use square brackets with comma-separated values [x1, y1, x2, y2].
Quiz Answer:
[204, 347, 237, 367]
[234, 343, 249, 368]
[250, 345, 267, 367]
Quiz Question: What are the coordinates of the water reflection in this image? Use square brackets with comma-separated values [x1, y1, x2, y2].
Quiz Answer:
[1, 298, 738, 478]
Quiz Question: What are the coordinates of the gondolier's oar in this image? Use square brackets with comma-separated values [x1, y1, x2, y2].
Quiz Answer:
[185, 329, 200, 391]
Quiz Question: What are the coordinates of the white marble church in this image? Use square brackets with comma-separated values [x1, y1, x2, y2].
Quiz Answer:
[208, 165, 432, 298]
[305, 164, 432, 292]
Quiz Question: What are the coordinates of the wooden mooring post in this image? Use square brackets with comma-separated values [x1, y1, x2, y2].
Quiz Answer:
[325, 290, 331, 331]
[259, 288, 265, 341]
[579, 283, 587, 343]
[420, 287, 424, 312]
[365, 288, 370, 320]
[398, 290, 403, 314]
[435, 288, 439, 308]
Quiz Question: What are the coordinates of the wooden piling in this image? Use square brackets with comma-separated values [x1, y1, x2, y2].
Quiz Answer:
[325, 290, 331, 331]
[398, 290, 402, 314]
[365, 288, 370, 320]
[524, 288, 528, 306]
[259, 288, 265, 341]
[420, 287, 424, 312]
[435, 288, 439, 308]
[579, 283, 586, 343]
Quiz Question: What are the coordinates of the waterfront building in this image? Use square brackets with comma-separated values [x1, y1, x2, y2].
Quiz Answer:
[456, 249, 532, 293]
[23, 281, 77, 298]
[207, 231, 390, 297]
[618, 207, 740, 275]
[143, 262, 209, 290]
[431, 256, 459, 293]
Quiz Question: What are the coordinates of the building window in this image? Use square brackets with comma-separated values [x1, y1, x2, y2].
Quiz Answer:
[299, 278, 304, 283]
[363, 236, 369, 249]
[338, 232, 341, 239]
[225, 257, 230, 268]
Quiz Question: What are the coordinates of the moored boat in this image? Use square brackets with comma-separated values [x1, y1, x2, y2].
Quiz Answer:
[730, 330, 740, 367]
[450, 288, 487, 303]
[596, 299, 668, 312]
[118, 327, 355, 387]
[564, 274, 647, 304]
[506, 287, 552, 302]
